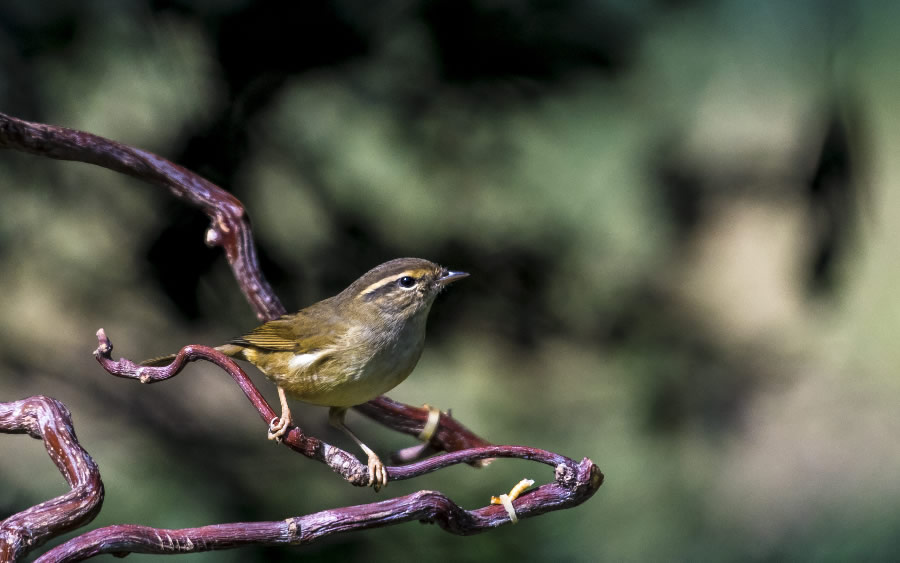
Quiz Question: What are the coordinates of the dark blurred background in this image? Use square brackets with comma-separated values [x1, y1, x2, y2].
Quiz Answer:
[2, 1, 899, 561]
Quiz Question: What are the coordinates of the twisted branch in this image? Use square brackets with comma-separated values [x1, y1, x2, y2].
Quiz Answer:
[0, 111, 281, 321]
[92, 328, 369, 486]
[0, 111, 490, 451]
[92, 329, 579, 484]
[37, 458, 601, 562]
[0, 111, 604, 560]
[0, 396, 104, 561]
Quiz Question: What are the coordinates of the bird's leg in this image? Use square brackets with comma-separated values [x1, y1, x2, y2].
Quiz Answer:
[267, 386, 292, 442]
[328, 406, 388, 491]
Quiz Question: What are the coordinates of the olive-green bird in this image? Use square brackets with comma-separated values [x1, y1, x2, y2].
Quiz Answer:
[143, 257, 468, 490]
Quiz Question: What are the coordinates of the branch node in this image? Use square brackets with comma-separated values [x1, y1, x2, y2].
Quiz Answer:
[284, 518, 301, 543]
[417, 404, 442, 443]
[94, 328, 112, 357]
[555, 463, 576, 487]
[496, 494, 518, 524]
[204, 227, 220, 247]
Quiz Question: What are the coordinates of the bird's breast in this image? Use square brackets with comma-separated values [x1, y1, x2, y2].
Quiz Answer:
[254, 319, 427, 408]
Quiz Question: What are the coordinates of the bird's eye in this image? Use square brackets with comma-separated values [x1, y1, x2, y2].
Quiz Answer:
[398, 276, 416, 288]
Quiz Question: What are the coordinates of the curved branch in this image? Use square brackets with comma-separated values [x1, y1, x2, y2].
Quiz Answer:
[93, 329, 584, 485]
[0, 396, 104, 561]
[93, 328, 371, 487]
[37, 458, 602, 562]
[355, 397, 493, 463]
[0, 110, 496, 453]
[0, 110, 605, 560]
[0, 111, 283, 321]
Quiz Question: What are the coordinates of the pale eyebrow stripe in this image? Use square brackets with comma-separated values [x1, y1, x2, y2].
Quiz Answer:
[360, 271, 420, 295]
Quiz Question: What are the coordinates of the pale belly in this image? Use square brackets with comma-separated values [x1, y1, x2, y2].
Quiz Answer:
[256, 343, 423, 407]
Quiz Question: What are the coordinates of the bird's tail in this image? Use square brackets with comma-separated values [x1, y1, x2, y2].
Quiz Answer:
[139, 353, 177, 367]
[140, 344, 243, 367]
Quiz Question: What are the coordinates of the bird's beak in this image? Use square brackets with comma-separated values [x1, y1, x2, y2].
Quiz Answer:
[437, 269, 469, 286]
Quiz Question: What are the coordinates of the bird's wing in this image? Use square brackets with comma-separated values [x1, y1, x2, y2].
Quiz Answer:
[229, 304, 338, 352]
[230, 318, 300, 351]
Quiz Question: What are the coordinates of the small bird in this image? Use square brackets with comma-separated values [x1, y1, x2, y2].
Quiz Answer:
[142, 257, 467, 490]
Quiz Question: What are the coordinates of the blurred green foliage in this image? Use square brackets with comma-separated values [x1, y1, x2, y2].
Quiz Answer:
[2, 0, 900, 561]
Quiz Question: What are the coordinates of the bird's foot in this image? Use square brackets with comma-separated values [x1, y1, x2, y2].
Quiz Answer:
[267, 415, 290, 442]
[268, 387, 293, 443]
[367, 452, 388, 492]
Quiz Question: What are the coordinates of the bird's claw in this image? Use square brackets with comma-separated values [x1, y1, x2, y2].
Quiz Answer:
[368, 454, 388, 492]
[267, 415, 289, 443]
